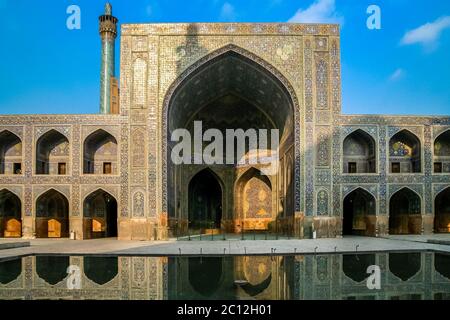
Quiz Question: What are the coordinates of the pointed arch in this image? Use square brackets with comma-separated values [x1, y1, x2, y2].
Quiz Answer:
[235, 167, 273, 232]
[389, 129, 421, 173]
[0, 130, 22, 175]
[36, 129, 70, 175]
[434, 129, 450, 173]
[188, 257, 224, 298]
[36, 256, 70, 285]
[389, 253, 421, 281]
[434, 187, 450, 233]
[162, 44, 300, 218]
[343, 129, 376, 173]
[343, 188, 376, 236]
[35, 189, 69, 238]
[83, 188, 118, 238]
[0, 188, 22, 238]
[389, 187, 422, 235]
[84, 256, 118, 285]
[83, 129, 118, 175]
[188, 168, 223, 230]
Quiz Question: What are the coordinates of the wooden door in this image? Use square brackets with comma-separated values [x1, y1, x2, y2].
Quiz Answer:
[4, 219, 21, 238]
[48, 219, 61, 238]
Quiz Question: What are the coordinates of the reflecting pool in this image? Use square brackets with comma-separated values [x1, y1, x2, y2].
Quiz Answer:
[0, 252, 449, 300]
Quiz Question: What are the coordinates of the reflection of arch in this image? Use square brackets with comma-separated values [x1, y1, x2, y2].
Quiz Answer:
[434, 130, 450, 173]
[36, 256, 70, 285]
[342, 254, 376, 282]
[343, 188, 376, 236]
[389, 188, 422, 235]
[0, 130, 22, 175]
[36, 129, 69, 175]
[83, 189, 117, 238]
[389, 129, 421, 173]
[235, 167, 273, 231]
[0, 258, 21, 284]
[434, 187, 450, 233]
[389, 253, 421, 281]
[35, 189, 69, 238]
[343, 129, 376, 173]
[434, 254, 450, 280]
[0, 189, 22, 238]
[188, 169, 223, 229]
[83, 129, 118, 175]
[163, 45, 299, 216]
[84, 257, 118, 285]
[188, 257, 223, 297]
[240, 256, 272, 297]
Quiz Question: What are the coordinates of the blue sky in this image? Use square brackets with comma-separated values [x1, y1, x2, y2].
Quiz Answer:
[0, 0, 449, 115]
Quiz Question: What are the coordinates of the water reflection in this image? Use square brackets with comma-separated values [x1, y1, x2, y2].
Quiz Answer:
[343, 254, 376, 283]
[84, 257, 118, 285]
[0, 252, 448, 300]
[36, 256, 70, 285]
[389, 253, 421, 281]
[0, 258, 21, 285]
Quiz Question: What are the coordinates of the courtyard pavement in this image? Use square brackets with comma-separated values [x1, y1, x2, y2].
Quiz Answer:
[0, 235, 449, 261]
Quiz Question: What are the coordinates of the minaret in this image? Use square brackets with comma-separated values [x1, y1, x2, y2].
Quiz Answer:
[99, 3, 118, 114]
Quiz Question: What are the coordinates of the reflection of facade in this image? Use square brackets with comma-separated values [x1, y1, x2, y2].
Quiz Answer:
[0, 253, 449, 300]
[0, 4, 450, 240]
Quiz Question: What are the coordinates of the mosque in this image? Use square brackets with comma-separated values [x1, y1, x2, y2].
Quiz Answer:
[0, 4, 449, 240]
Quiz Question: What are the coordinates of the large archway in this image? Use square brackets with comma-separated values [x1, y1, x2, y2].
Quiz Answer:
[0, 189, 22, 238]
[163, 46, 298, 237]
[435, 188, 450, 233]
[83, 189, 118, 238]
[0, 130, 22, 175]
[36, 130, 69, 175]
[389, 188, 422, 235]
[343, 188, 376, 236]
[35, 189, 69, 238]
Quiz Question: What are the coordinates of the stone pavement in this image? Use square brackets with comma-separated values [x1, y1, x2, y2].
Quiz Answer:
[0, 235, 449, 262]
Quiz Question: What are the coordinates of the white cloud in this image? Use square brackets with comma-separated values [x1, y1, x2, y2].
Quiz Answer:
[401, 16, 450, 50]
[389, 69, 404, 81]
[220, 2, 236, 21]
[288, 0, 343, 24]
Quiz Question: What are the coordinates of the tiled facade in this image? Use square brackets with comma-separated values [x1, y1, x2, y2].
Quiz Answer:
[0, 22, 449, 240]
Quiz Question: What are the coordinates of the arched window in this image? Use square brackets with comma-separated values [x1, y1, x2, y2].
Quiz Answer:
[389, 130, 421, 173]
[0, 130, 22, 175]
[83, 130, 118, 174]
[36, 130, 69, 175]
[343, 130, 376, 173]
[434, 130, 450, 173]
